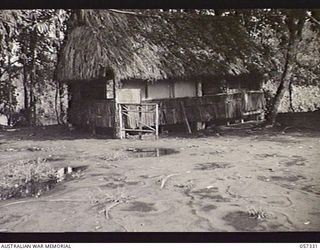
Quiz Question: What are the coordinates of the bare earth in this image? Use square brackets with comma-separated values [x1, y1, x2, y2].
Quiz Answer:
[0, 125, 319, 232]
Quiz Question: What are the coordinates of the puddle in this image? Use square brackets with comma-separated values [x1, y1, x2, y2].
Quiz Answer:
[121, 201, 157, 212]
[99, 183, 125, 189]
[0, 165, 88, 200]
[126, 147, 179, 158]
[0, 178, 57, 200]
[191, 188, 230, 202]
[195, 162, 232, 171]
[223, 211, 265, 231]
[201, 204, 217, 211]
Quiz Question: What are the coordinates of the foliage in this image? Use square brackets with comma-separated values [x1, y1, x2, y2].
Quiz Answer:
[0, 158, 57, 200]
[0, 9, 70, 126]
[1, 9, 320, 127]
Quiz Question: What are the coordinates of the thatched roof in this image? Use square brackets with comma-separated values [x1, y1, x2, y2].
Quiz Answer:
[56, 9, 263, 83]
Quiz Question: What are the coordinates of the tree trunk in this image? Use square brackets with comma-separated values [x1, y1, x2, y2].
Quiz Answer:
[55, 81, 60, 124]
[59, 82, 65, 124]
[29, 29, 38, 126]
[289, 75, 295, 112]
[22, 65, 29, 113]
[266, 17, 297, 125]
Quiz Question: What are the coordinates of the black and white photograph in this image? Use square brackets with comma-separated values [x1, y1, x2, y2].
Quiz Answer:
[0, 7, 319, 237]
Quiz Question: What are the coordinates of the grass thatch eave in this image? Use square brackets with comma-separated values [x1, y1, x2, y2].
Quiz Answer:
[56, 9, 264, 83]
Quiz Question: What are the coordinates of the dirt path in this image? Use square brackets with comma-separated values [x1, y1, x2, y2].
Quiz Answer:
[0, 126, 319, 232]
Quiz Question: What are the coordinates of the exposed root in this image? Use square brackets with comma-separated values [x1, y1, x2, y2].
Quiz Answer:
[105, 202, 121, 220]
[160, 174, 180, 189]
[0, 199, 90, 209]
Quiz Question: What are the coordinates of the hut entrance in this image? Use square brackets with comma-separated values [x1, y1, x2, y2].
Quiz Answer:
[118, 103, 159, 139]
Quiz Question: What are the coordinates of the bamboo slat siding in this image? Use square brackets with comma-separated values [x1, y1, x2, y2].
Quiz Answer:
[144, 91, 265, 126]
[69, 100, 115, 128]
[69, 91, 265, 129]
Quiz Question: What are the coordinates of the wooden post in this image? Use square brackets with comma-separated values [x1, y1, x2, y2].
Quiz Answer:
[197, 81, 203, 97]
[118, 103, 124, 139]
[180, 101, 192, 134]
[112, 78, 121, 139]
[155, 103, 159, 139]
[138, 104, 142, 140]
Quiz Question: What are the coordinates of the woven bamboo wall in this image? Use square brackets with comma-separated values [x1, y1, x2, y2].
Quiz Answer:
[69, 91, 265, 129]
[69, 100, 114, 128]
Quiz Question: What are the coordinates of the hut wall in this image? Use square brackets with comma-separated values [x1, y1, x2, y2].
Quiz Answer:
[123, 90, 265, 129]
[69, 99, 115, 128]
[68, 82, 114, 128]
[147, 81, 173, 99]
[122, 80, 197, 100]
[144, 91, 265, 126]
[122, 80, 147, 99]
[68, 81, 265, 131]
[174, 81, 196, 98]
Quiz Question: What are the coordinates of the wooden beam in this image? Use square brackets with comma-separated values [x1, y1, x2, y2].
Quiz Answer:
[180, 101, 192, 134]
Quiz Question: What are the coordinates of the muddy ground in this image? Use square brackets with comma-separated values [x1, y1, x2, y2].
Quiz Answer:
[0, 124, 319, 232]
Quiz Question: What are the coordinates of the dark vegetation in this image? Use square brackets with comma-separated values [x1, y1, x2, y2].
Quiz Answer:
[1, 9, 320, 128]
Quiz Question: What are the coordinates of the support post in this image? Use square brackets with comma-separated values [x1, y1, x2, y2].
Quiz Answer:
[138, 104, 142, 140]
[180, 101, 192, 134]
[118, 103, 124, 139]
[112, 78, 121, 139]
[197, 81, 203, 97]
[155, 103, 159, 139]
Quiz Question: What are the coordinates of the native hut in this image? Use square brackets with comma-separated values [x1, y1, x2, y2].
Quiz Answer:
[56, 9, 266, 137]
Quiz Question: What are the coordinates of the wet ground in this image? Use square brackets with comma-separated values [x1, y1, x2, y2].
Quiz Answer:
[0, 125, 319, 232]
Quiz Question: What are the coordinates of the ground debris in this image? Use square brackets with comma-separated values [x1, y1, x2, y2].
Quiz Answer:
[174, 180, 193, 190]
[160, 174, 180, 189]
[247, 208, 268, 220]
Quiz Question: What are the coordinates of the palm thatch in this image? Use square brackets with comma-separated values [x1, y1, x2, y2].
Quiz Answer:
[56, 9, 263, 83]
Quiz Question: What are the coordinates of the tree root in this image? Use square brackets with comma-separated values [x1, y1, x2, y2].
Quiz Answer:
[160, 174, 180, 189]
[104, 202, 121, 220]
[0, 199, 90, 209]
